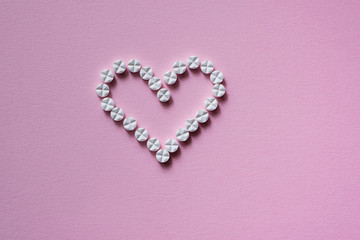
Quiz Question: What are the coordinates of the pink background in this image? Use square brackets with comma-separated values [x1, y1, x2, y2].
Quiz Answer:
[1, 0, 360, 239]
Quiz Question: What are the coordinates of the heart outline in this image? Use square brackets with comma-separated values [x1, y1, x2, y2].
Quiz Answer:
[97, 56, 226, 164]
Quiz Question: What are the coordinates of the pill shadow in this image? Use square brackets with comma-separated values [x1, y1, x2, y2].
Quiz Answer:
[136, 138, 147, 148]
[188, 67, 202, 76]
[208, 105, 221, 118]
[179, 136, 192, 147]
[116, 69, 130, 80]
[217, 93, 228, 103]
[189, 126, 202, 138]
[170, 147, 181, 159]
[160, 97, 173, 107]
[199, 117, 212, 129]
[167, 79, 179, 89]
[159, 156, 173, 168]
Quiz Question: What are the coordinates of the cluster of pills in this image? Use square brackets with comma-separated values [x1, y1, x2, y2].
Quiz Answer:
[96, 56, 226, 164]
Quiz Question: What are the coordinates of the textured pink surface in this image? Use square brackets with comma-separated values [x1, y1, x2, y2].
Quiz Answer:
[1, 0, 360, 239]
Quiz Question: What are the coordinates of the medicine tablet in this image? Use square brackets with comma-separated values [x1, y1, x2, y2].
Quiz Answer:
[210, 70, 223, 84]
[96, 83, 110, 97]
[187, 56, 200, 69]
[123, 117, 137, 131]
[156, 149, 170, 163]
[127, 59, 141, 73]
[140, 66, 153, 80]
[157, 88, 171, 102]
[185, 119, 199, 132]
[165, 139, 179, 153]
[164, 71, 177, 85]
[173, 60, 186, 74]
[113, 60, 126, 74]
[135, 128, 149, 142]
[147, 138, 160, 151]
[100, 69, 114, 83]
[176, 128, 189, 142]
[195, 109, 209, 123]
[148, 77, 162, 91]
[101, 97, 114, 111]
[110, 107, 124, 121]
[204, 97, 218, 111]
[212, 84, 226, 97]
[200, 60, 214, 74]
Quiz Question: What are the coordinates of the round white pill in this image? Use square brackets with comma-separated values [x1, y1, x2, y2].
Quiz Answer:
[148, 77, 162, 91]
[123, 117, 137, 131]
[176, 128, 189, 142]
[196, 109, 209, 123]
[110, 107, 124, 121]
[101, 97, 114, 111]
[210, 70, 223, 84]
[140, 66, 153, 80]
[135, 128, 148, 142]
[187, 56, 200, 69]
[164, 71, 177, 85]
[173, 60, 187, 74]
[165, 139, 179, 153]
[212, 84, 226, 97]
[113, 60, 126, 74]
[156, 149, 170, 163]
[200, 60, 214, 74]
[204, 97, 218, 111]
[96, 83, 110, 97]
[127, 59, 141, 73]
[185, 119, 199, 132]
[100, 69, 114, 83]
[147, 138, 160, 152]
[157, 88, 171, 102]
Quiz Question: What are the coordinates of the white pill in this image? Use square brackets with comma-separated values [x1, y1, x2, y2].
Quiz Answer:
[187, 56, 200, 69]
[113, 60, 126, 74]
[147, 137, 160, 151]
[100, 69, 114, 83]
[212, 84, 226, 97]
[127, 59, 141, 73]
[157, 88, 171, 102]
[200, 60, 214, 74]
[204, 97, 218, 111]
[148, 77, 162, 91]
[210, 70, 223, 84]
[196, 109, 209, 123]
[165, 139, 179, 153]
[176, 128, 189, 142]
[96, 83, 110, 97]
[173, 60, 186, 74]
[110, 107, 124, 121]
[101, 97, 114, 111]
[140, 66, 153, 80]
[185, 119, 199, 132]
[123, 117, 137, 131]
[164, 71, 177, 85]
[135, 128, 148, 142]
[156, 149, 170, 163]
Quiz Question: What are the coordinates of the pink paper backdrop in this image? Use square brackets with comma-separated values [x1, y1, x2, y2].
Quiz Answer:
[1, 0, 360, 239]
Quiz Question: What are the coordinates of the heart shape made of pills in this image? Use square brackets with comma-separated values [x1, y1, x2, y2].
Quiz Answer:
[96, 56, 226, 164]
